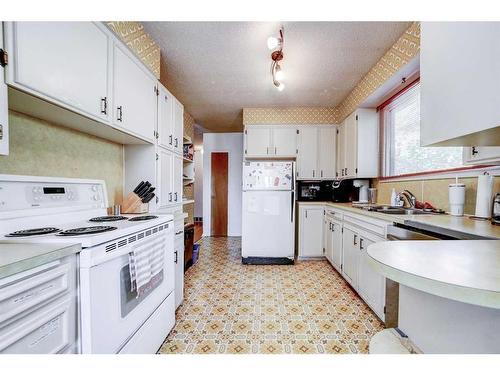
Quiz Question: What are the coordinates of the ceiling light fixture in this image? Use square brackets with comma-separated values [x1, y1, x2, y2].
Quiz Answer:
[269, 27, 285, 91]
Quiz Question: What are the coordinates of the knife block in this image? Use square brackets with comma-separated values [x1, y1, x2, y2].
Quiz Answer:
[121, 192, 149, 214]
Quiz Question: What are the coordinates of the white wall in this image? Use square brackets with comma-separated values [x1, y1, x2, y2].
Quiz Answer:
[202, 133, 243, 237]
[194, 149, 203, 218]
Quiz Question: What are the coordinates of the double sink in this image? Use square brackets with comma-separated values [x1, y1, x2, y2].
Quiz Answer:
[358, 206, 443, 215]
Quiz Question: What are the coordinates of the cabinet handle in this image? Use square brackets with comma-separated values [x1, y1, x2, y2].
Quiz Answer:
[117, 106, 123, 122]
[359, 238, 364, 250]
[174, 192, 178, 202]
[472, 146, 479, 156]
[321, 170, 323, 178]
[345, 168, 348, 175]
[169, 192, 172, 202]
[169, 135, 173, 145]
[100, 97, 107, 115]
[332, 224, 335, 232]
[174, 250, 178, 264]
[353, 234, 357, 245]
[267, 147, 269, 155]
[305, 210, 307, 219]
[341, 169, 344, 177]
[312, 170, 315, 178]
[275, 146, 277, 155]
[175, 138, 178, 148]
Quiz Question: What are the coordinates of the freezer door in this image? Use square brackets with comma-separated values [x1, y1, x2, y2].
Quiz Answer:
[242, 161, 294, 190]
[242, 191, 295, 258]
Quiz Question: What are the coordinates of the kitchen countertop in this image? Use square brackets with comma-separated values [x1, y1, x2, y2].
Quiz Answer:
[367, 240, 500, 309]
[297, 201, 500, 239]
[0, 242, 81, 279]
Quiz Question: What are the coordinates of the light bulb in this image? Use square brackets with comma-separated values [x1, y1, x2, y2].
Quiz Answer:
[276, 82, 285, 91]
[275, 69, 284, 81]
[267, 36, 279, 50]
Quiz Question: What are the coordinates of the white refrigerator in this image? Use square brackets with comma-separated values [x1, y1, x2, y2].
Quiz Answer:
[241, 161, 295, 264]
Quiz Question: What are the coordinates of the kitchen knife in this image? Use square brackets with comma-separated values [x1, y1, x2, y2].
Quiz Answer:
[142, 192, 155, 203]
[136, 182, 151, 197]
[133, 181, 145, 194]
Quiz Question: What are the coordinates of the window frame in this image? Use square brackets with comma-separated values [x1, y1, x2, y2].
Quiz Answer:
[378, 77, 484, 180]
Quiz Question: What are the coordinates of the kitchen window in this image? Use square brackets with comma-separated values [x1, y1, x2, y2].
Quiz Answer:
[381, 80, 464, 177]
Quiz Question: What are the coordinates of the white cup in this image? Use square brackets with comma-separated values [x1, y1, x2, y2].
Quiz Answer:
[449, 183, 465, 216]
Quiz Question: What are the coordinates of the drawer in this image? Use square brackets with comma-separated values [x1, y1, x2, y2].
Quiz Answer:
[0, 296, 77, 354]
[343, 213, 388, 237]
[0, 261, 72, 325]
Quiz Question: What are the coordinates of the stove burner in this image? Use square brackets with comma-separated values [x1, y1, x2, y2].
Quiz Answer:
[128, 215, 159, 222]
[58, 226, 117, 236]
[6, 227, 61, 237]
[89, 216, 128, 222]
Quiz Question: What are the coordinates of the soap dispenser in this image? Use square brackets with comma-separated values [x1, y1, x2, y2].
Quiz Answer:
[390, 188, 397, 207]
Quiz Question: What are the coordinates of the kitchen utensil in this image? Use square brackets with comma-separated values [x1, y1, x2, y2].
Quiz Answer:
[113, 205, 121, 215]
[133, 181, 145, 194]
[492, 193, 500, 225]
[475, 172, 494, 219]
[142, 192, 155, 204]
[136, 182, 151, 198]
[368, 188, 377, 204]
[449, 183, 465, 216]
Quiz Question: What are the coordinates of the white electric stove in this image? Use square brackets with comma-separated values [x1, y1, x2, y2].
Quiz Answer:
[0, 174, 175, 354]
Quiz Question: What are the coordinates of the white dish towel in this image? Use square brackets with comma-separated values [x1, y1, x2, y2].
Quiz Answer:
[128, 241, 165, 297]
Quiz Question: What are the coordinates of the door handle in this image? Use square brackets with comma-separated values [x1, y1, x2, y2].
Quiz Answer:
[353, 234, 357, 245]
[117, 106, 123, 122]
[100, 97, 107, 115]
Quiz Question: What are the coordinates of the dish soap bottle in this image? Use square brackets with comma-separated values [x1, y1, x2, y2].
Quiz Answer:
[390, 188, 397, 207]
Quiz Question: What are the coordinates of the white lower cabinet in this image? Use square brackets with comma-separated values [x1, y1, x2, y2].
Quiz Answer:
[330, 221, 343, 273]
[0, 23, 8, 156]
[298, 205, 324, 258]
[342, 227, 360, 289]
[174, 217, 184, 309]
[358, 235, 386, 320]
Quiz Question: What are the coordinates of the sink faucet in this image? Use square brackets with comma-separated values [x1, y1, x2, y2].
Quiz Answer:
[397, 191, 416, 208]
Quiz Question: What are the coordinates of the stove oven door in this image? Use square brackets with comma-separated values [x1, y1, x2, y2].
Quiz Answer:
[79, 225, 174, 353]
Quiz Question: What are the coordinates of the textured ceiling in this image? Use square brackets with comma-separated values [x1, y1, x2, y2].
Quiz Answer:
[143, 21, 412, 132]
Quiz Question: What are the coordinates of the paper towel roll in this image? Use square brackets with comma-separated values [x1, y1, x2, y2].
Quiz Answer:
[475, 173, 494, 218]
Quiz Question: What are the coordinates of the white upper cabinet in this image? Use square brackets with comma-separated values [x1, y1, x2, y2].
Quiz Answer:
[463, 146, 500, 165]
[245, 127, 272, 157]
[421, 22, 500, 146]
[272, 127, 298, 157]
[297, 127, 319, 180]
[173, 154, 183, 203]
[0, 23, 9, 156]
[157, 148, 173, 210]
[113, 44, 156, 142]
[172, 98, 184, 154]
[6, 22, 110, 122]
[244, 126, 297, 158]
[336, 109, 378, 179]
[318, 127, 336, 179]
[157, 84, 175, 150]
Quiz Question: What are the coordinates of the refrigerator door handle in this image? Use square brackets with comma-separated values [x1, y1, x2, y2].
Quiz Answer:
[291, 191, 294, 222]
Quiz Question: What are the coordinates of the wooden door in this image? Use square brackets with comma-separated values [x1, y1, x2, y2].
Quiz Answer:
[211, 152, 228, 236]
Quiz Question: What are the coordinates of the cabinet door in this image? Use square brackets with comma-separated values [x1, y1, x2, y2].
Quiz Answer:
[299, 207, 324, 257]
[464, 146, 500, 165]
[157, 148, 173, 209]
[172, 98, 184, 154]
[358, 237, 385, 320]
[0, 23, 8, 156]
[342, 227, 359, 289]
[113, 45, 157, 141]
[336, 123, 345, 178]
[245, 127, 272, 157]
[157, 85, 174, 150]
[173, 154, 183, 204]
[331, 221, 343, 273]
[113, 44, 156, 142]
[9, 22, 110, 121]
[272, 128, 297, 157]
[318, 127, 336, 179]
[421, 22, 500, 146]
[324, 218, 333, 264]
[297, 127, 318, 180]
[344, 112, 358, 178]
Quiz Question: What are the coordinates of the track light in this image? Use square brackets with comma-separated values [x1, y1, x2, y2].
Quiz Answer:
[267, 36, 280, 50]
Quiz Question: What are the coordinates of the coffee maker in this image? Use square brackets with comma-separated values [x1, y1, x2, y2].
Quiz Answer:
[492, 193, 500, 225]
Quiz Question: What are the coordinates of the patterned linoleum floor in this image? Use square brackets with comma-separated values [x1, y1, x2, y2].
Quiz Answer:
[158, 237, 384, 354]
